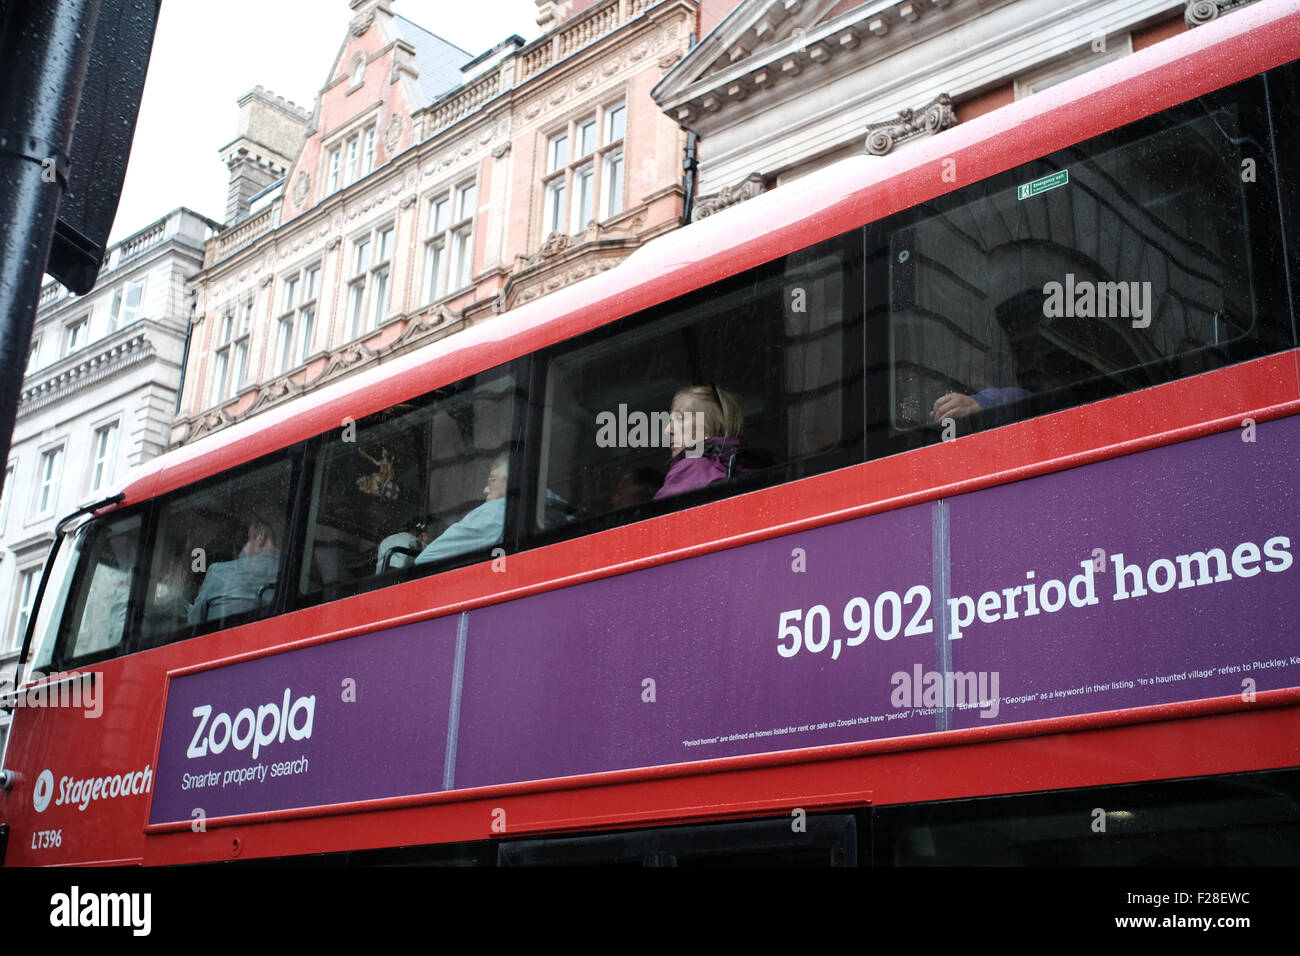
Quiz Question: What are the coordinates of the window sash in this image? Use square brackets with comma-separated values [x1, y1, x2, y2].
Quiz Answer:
[91, 423, 118, 492]
[544, 178, 565, 235]
[298, 307, 315, 363]
[37, 447, 63, 513]
[277, 318, 295, 373]
[573, 164, 594, 232]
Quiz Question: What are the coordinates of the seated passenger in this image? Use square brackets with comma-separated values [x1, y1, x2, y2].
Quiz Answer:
[930, 386, 1032, 422]
[188, 513, 281, 625]
[654, 385, 746, 500]
[375, 514, 439, 573]
[414, 454, 508, 565]
[609, 467, 664, 510]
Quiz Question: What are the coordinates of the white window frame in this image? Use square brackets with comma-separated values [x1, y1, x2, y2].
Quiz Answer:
[34, 443, 65, 517]
[328, 148, 342, 194]
[348, 225, 394, 339]
[10, 567, 40, 653]
[211, 302, 252, 404]
[26, 337, 40, 374]
[541, 101, 626, 238]
[64, 316, 89, 355]
[109, 279, 145, 331]
[89, 420, 120, 494]
[423, 182, 477, 303]
[276, 264, 321, 372]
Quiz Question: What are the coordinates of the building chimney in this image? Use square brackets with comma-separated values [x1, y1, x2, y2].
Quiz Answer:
[536, 1, 574, 30]
[219, 86, 311, 224]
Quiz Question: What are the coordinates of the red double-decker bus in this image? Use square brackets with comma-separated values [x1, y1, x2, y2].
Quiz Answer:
[2, 0, 1299, 868]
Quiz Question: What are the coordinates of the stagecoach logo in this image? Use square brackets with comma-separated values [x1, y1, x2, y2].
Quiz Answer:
[33, 765, 154, 813]
[186, 688, 315, 761]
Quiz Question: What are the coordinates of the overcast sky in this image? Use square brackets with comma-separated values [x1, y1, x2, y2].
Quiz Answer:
[109, 0, 541, 243]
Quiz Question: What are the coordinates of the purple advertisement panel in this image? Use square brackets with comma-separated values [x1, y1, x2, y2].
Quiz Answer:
[454, 417, 1300, 788]
[149, 616, 459, 825]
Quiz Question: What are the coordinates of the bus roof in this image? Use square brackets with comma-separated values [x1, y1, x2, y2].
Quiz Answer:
[113, 0, 1300, 507]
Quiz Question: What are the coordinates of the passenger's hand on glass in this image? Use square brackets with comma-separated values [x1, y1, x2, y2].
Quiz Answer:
[930, 393, 981, 422]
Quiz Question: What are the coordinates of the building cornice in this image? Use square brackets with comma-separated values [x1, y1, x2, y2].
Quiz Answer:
[17, 323, 175, 419]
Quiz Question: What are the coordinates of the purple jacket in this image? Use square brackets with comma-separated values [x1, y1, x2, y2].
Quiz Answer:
[654, 438, 743, 500]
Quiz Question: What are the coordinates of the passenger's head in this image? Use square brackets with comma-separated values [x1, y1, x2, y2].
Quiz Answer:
[665, 385, 743, 457]
[483, 452, 509, 501]
[609, 467, 664, 510]
[243, 512, 277, 557]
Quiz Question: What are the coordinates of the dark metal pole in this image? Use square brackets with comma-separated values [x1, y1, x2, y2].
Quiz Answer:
[0, 0, 103, 498]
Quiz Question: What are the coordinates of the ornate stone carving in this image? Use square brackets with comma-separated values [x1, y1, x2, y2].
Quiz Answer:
[863, 93, 956, 156]
[400, 194, 418, 210]
[1185, 0, 1261, 26]
[692, 172, 766, 221]
[292, 171, 310, 206]
[492, 141, 512, 159]
[327, 236, 343, 251]
[349, 9, 375, 36]
[529, 232, 573, 265]
[382, 112, 403, 153]
[259, 274, 275, 287]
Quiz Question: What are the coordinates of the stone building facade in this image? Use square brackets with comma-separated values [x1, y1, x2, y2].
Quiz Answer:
[175, 0, 703, 448]
[653, 0, 1256, 219]
[0, 209, 214, 760]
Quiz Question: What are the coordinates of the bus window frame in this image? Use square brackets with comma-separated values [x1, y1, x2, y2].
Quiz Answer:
[284, 361, 529, 614]
[862, 66, 1297, 461]
[519, 226, 866, 550]
[125, 444, 305, 656]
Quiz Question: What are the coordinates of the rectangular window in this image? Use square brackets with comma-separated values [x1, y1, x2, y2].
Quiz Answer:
[56, 512, 142, 662]
[534, 235, 859, 534]
[140, 455, 294, 643]
[12, 568, 39, 653]
[573, 164, 594, 232]
[111, 280, 144, 329]
[90, 421, 119, 493]
[36, 446, 64, 515]
[277, 317, 294, 374]
[603, 148, 623, 219]
[284, 277, 299, 313]
[329, 149, 341, 193]
[212, 304, 248, 404]
[425, 186, 475, 301]
[548, 134, 567, 173]
[371, 267, 390, 327]
[541, 102, 626, 238]
[299, 306, 315, 364]
[363, 127, 376, 175]
[543, 178, 565, 236]
[65, 318, 88, 354]
[299, 372, 516, 601]
[348, 282, 366, 339]
[347, 137, 360, 183]
[212, 350, 230, 405]
[873, 67, 1296, 448]
[26, 340, 39, 374]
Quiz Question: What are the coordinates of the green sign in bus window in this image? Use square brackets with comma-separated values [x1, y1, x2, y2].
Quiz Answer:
[1017, 169, 1069, 200]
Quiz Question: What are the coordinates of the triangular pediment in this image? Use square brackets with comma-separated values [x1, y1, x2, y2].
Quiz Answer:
[654, 0, 848, 102]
